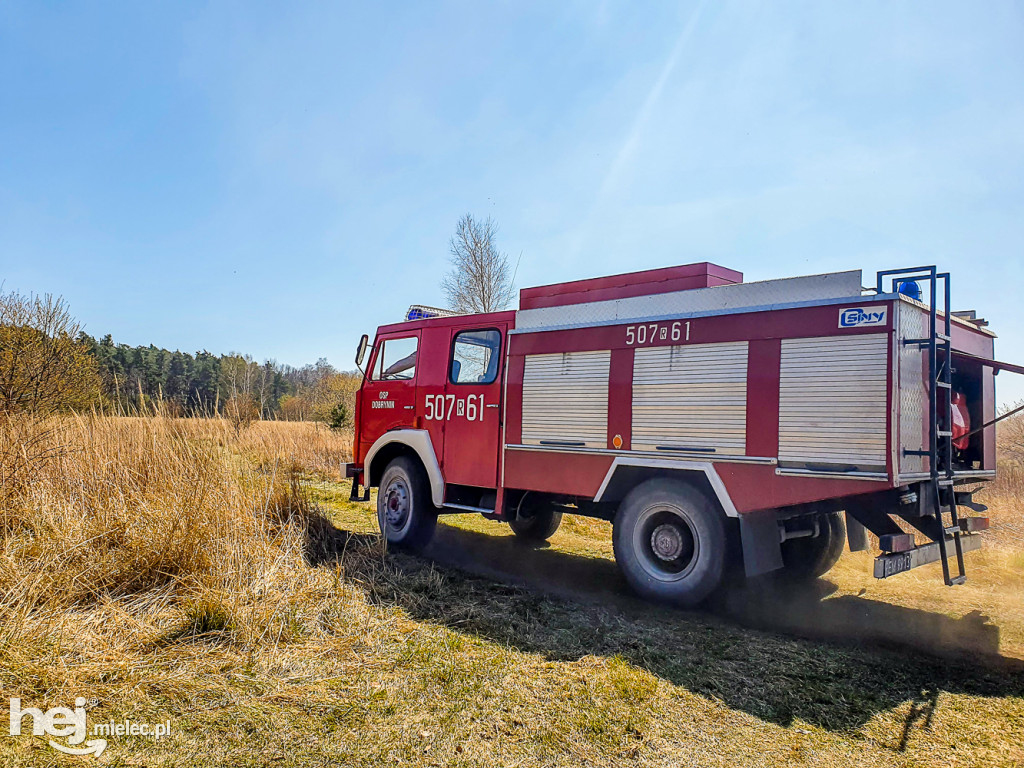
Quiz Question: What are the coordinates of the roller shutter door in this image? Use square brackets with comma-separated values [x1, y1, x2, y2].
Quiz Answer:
[522, 351, 610, 448]
[778, 334, 889, 468]
[632, 341, 748, 454]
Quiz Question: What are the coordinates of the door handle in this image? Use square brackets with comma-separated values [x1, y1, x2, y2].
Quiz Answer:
[404, 405, 415, 410]
[486, 404, 499, 408]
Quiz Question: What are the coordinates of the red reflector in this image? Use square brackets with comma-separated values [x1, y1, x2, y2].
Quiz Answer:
[879, 533, 916, 553]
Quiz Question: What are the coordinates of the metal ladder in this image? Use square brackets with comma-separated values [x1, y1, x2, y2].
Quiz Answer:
[877, 267, 966, 585]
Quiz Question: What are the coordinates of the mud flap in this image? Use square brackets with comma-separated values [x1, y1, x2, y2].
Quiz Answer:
[846, 512, 869, 552]
[740, 509, 783, 577]
[349, 479, 367, 502]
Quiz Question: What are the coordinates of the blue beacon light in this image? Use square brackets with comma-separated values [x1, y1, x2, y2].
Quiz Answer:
[896, 280, 922, 301]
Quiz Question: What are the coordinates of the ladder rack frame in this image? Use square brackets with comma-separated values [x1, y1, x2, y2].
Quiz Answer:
[876, 266, 966, 585]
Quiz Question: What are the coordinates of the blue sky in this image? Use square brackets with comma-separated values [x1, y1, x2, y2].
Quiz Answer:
[1, 1, 1022, 403]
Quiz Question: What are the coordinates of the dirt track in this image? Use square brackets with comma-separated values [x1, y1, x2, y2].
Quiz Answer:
[420, 519, 1014, 666]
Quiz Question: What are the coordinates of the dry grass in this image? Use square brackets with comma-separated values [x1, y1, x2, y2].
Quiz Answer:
[0, 416, 341, 691]
[236, 419, 352, 480]
[979, 465, 1024, 550]
[0, 414, 1021, 767]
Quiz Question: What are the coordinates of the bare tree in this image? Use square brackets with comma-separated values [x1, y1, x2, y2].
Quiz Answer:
[220, 353, 260, 432]
[0, 291, 100, 505]
[1000, 401, 1024, 465]
[441, 214, 516, 313]
[0, 291, 100, 416]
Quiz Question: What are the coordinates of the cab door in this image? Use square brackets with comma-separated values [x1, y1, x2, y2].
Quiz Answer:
[360, 333, 420, 450]
[440, 325, 507, 489]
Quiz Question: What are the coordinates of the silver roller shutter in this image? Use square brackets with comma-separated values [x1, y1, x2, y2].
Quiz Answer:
[632, 341, 749, 454]
[522, 350, 610, 448]
[779, 334, 889, 467]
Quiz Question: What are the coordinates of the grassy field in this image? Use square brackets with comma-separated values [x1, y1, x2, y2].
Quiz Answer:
[0, 416, 1021, 767]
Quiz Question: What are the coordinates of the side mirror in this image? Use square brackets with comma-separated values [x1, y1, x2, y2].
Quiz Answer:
[355, 334, 369, 369]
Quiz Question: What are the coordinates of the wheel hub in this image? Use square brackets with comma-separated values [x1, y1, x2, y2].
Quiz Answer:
[384, 481, 409, 527]
[650, 523, 685, 561]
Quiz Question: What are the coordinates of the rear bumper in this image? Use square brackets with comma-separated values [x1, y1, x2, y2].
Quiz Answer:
[874, 532, 984, 579]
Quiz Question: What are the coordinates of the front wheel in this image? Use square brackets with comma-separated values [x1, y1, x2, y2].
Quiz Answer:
[612, 479, 727, 607]
[376, 457, 437, 552]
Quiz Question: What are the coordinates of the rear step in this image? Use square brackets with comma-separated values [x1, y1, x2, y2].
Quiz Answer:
[874, 533, 983, 579]
[441, 502, 496, 514]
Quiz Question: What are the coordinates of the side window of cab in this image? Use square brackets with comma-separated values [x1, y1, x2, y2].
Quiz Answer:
[372, 337, 419, 381]
[450, 329, 502, 384]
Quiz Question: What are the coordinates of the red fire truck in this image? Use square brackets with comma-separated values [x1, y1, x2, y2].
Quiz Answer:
[346, 263, 1016, 606]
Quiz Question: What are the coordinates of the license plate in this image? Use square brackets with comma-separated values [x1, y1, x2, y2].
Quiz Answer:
[877, 552, 914, 578]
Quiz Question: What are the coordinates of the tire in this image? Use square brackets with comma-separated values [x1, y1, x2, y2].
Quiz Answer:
[612, 478, 727, 607]
[376, 457, 437, 552]
[509, 503, 563, 542]
[779, 512, 845, 581]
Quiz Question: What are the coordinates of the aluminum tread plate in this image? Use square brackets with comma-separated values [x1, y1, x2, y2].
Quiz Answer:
[897, 302, 929, 476]
[515, 271, 864, 332]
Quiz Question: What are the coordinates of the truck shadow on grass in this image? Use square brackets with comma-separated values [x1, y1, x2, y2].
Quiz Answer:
[306, 515, 1024, 733]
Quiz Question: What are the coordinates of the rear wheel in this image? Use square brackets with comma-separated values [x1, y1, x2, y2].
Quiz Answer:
[376, 457, 437, 552]
[612, 479, 727, 607]
[779, 512, 846, 580]
[509, 499, 563, 542]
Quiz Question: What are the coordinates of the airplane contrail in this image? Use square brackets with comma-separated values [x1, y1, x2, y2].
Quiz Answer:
[572, 1, 708, 258]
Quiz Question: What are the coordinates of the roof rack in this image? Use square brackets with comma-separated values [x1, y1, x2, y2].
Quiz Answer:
[405, 305, 461, 321]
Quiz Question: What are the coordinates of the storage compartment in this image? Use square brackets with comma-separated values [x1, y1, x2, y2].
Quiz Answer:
[521, 351, 610, 448]
[777, 334, 889, 471]
[895, 298, 995, 476]
[950, 353, 985, 470]
[631, 341, 748, 454]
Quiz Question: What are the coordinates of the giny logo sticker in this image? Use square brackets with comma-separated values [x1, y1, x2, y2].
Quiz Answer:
[839, 306, 887, 328]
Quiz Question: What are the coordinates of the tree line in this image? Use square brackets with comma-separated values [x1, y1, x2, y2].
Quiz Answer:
[2, 212, 512, 426]
[77, 333, 360, 426]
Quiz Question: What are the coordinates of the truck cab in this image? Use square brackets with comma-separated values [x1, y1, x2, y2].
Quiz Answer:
[352, 309, 515, 514]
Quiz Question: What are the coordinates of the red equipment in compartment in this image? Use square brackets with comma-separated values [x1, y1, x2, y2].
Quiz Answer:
[951, 390, 971, 451]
